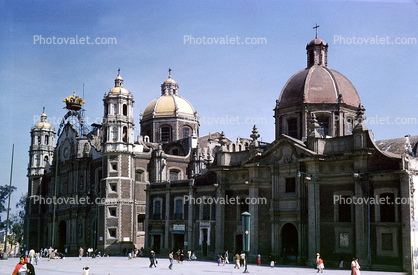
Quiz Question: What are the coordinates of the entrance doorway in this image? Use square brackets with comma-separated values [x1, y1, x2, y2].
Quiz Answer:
[235, 234, 243, 254]
[173, 234, 184, 252]
[281, 223, 298, 263]
[58, 220, 66, 254]
[152, 235, 161, 254]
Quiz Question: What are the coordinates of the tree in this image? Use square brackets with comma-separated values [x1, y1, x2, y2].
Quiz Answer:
[8, 194, 27, 245]
[0, 184, 16, 230]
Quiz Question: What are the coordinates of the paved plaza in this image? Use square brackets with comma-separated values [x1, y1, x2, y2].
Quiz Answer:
[0, 256, 408, 275]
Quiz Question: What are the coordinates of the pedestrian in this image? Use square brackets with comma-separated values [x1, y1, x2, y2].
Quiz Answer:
[34, 252, 40, 265]
[176, 249, 180, 263]
[338, 257, 344, 269]
[47, 247, 53, 261]
[188, 250, 192, 261]
[180, 250, 184, 264]
[223, 250, 229, 265]
[149, 250, 157, 268]
[257, 253, 261, 266]
[217, 252, 223, 266]
[234, 253, 240, 269]
[79, 247, 84, 260]
[28, 249, 35, 264]
[269, 253, 275, 268]
[168, 251, 174, 270]
[12, 255, 35, 275]
[316, 254, 324, 273]
[240, 251, 245, 267]
[351, 257, 361, 275]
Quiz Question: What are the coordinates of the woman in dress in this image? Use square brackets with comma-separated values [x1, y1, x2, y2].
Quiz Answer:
[12, 255, 35, 275]
[351, 258, 361, 275]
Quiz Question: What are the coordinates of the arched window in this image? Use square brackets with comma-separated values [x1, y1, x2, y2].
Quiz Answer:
[183, 127, 190, 138]
[160, 126, 172, 142]
[316, 115, 330, 137]
[123, 104, 127, 116]
[45, 135, 49, 145]
[287, 117, 298, 138]
[123, 126, 128, 142]
[346, 117, 353, 135]
[169, 169, 181, 181]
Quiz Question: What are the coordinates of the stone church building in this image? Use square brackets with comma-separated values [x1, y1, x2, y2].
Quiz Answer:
[25, 37, 418, 273]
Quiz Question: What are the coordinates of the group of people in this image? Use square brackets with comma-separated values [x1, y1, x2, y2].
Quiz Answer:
[125, 247, 144, 259]
[316, 253, 362, 274]
[150, 249, 199, 269]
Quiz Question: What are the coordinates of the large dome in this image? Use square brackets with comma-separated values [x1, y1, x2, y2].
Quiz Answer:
[277, 66, 361, 109]
[142, 94, 195, 119]
[277, 38, 360, 109]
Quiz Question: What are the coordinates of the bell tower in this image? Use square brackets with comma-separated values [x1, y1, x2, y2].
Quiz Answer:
[101, 69, 136, 253]
[27, 108, 56, 249]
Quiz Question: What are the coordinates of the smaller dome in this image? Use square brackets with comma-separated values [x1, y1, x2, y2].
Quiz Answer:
[164, 76, 176, 84]
[109, 87, 130, 95]
[308, 38, 327, 46]
[36, 112, 52, 129]
[109, 70, 130, 95]
[142, 95, 195, 120]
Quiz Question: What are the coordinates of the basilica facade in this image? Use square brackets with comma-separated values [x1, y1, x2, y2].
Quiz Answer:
[25, 37, 418, 273]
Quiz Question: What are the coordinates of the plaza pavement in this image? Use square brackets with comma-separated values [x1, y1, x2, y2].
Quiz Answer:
[0, 256, 408, 275]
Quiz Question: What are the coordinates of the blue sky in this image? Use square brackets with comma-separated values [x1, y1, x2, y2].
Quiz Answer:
[0, 0, 417, 214]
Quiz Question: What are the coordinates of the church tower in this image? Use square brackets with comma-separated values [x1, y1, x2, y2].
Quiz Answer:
[101, 70, 136, 253]
[26, 108, 56, 248]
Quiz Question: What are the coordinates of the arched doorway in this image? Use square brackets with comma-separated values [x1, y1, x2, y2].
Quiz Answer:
[58, 220, 66, 254]
[281, 223, 298, 264]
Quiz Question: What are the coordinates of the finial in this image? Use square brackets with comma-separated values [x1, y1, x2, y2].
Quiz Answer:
[250, 125, 260, 147]
[168, 68, 172, 78]
[313, 23, 320, 39]
[118, 68, 121, 76]
[43, 107, 45, 113]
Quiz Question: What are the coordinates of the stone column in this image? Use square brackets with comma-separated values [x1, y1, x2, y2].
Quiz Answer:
[187, 182, 194, 251]
[215, 186, 225, 253]
[249, 185, 259, 256]
[165, 188, 170, 250]
[400, 172, 412, 273]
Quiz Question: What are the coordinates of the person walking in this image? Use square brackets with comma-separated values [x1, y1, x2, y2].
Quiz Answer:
[34, 252, 40, 265]
[168, 251, 174, 270]
[257, 253, 261, 266]
[180, 250, 184, 264]
[12, 255, 36, 275]
[240, 251, 245, 267]
[269, 253, 275, 268]
[79, 247, 84, 260]
[188, 250, 192, 261]
[317, 254, 324, 273]
[223, 250, 229, 265]
[234, 253, 240, 269]
[28, 249, 35, 264]
[149, 251, 157, 268]
[351, 258, 361, 275]
[47, 247, 53, 261]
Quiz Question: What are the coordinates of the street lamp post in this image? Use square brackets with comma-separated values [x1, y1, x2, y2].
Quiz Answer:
[241, 211, 251, 273]
[297, 171, 317, 255]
